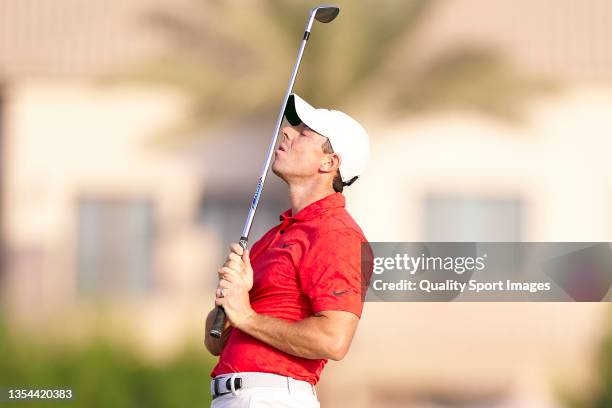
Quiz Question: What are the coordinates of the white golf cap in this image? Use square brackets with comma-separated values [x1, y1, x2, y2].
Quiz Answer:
[284, 93, 369, 186]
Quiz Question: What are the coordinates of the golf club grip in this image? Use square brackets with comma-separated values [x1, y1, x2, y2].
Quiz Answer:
[210, 237, 249, 338]
[210, 307, 226, 339]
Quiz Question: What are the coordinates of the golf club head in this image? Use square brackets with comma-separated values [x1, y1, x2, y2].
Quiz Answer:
[314, 6, 340, 23]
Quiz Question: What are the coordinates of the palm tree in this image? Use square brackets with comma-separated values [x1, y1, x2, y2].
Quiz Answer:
[115, 0, 553, 141]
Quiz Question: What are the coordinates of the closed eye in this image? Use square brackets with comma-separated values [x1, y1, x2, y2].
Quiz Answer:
[301, 126, 315, 137]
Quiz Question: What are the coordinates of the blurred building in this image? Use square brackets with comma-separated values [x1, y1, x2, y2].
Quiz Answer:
[1, 1, 612, 407]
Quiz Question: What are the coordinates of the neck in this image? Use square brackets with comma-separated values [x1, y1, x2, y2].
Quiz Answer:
[288, 179, 335, 216]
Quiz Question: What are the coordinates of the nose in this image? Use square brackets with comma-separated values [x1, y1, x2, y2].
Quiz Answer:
[281, 126, 295, 142]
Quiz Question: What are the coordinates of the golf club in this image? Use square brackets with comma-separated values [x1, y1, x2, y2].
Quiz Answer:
[210, 5, 340, 338]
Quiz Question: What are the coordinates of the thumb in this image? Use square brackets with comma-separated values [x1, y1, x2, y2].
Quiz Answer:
[243, 249, 252, 271]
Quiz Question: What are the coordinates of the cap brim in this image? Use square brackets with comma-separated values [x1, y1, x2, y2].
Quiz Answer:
[284, 95, 300, 126]
[284, 94, 317, 127]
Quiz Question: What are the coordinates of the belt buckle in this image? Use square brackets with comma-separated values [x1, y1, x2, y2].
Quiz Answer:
[212, 374, 242, 399]
[229, 373, 241, 396]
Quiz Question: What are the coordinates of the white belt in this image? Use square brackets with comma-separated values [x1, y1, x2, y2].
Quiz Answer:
[211, 372, 316, 399]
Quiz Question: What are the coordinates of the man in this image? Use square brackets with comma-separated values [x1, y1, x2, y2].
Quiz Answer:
[204, 94, 371, 407]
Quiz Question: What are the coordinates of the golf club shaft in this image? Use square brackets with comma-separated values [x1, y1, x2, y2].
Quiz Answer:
[210, 9, 320, 338]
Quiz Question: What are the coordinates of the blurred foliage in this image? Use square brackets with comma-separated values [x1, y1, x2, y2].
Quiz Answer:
[392, 48, 555, 121]
[0, 318, 214, 407]
[594, 325, 612, 407]
[110, 0, 554, 140]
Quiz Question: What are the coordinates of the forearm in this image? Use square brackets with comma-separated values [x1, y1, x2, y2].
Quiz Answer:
[204, 307, 230, 356]
[239, 312, 347, 361]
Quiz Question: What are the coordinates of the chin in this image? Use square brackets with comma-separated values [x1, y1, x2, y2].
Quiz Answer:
[271, 165, 286, 181]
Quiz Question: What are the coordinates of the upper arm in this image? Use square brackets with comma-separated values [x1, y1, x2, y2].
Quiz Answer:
[301, 229, 367, 318]
[298, 228, 369, 360]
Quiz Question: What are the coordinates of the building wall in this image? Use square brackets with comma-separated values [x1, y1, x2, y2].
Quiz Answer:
[1, 80, 217, 345]
[0, 86, 5, 287]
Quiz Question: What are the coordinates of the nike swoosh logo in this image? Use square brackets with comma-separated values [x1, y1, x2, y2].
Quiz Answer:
[332, 290, 349, 297]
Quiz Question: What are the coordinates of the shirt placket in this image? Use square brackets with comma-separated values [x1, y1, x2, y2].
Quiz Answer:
[277, 217, 294, 239]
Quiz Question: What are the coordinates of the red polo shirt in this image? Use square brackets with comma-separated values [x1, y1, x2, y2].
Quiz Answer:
[211, 192, 371, 385]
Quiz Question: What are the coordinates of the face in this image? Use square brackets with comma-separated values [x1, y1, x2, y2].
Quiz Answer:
[272, 122, 337, 184]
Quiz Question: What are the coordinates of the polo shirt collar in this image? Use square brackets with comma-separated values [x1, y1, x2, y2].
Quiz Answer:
[279, 192, 345, 222]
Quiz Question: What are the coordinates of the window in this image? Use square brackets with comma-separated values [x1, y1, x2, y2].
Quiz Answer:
[424, 195, 524, 241]
[77, 199, 154, 295]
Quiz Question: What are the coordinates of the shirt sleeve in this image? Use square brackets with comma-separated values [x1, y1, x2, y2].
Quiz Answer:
[300, 229, 369, 318]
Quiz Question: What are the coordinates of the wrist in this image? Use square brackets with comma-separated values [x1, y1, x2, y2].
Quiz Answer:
[236, 309, 257, 332]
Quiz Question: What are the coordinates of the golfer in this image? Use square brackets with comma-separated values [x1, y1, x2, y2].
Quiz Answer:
[204, 94, 371, 407]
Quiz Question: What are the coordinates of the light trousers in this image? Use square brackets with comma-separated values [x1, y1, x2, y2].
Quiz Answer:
[211, 385, 320, 408]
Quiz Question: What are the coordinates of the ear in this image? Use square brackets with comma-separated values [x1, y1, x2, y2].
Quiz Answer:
[320, 152, 341, 174]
